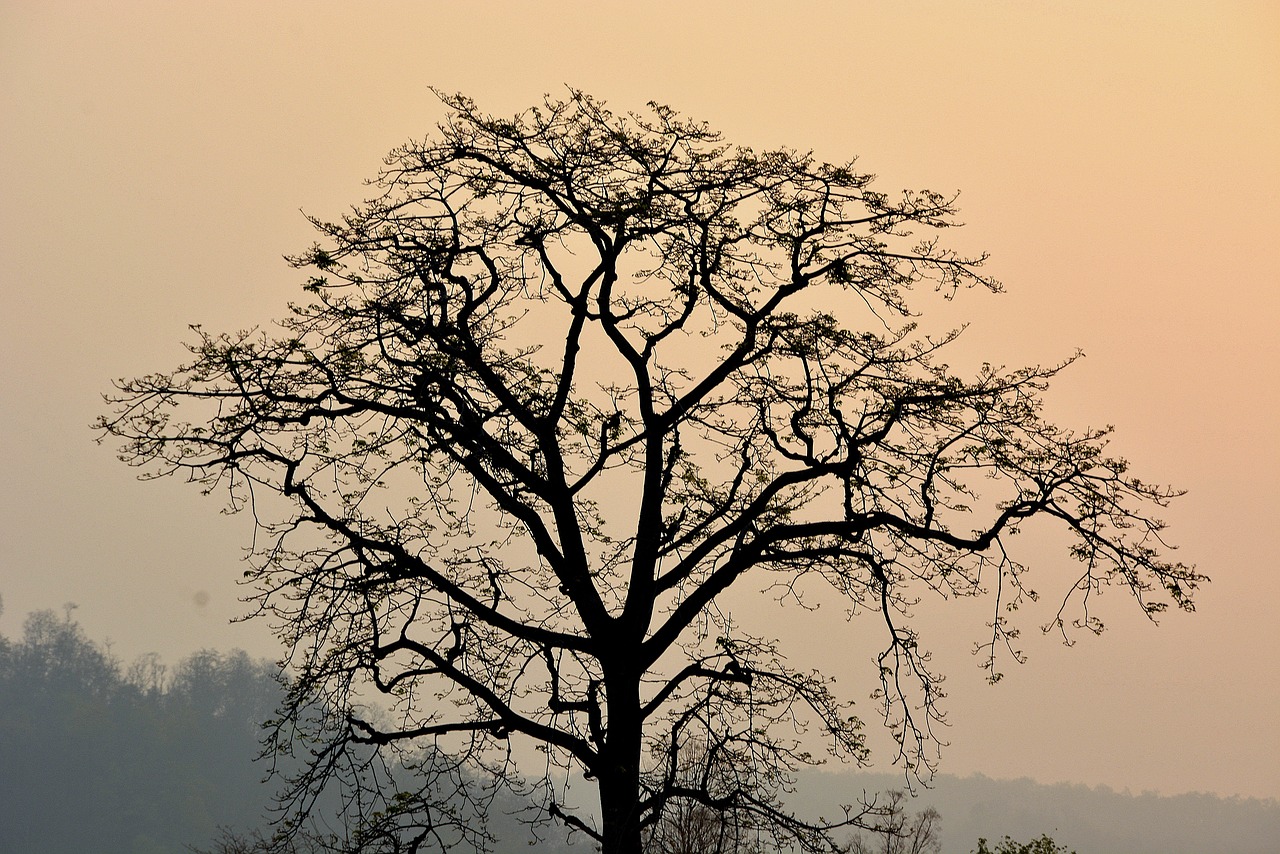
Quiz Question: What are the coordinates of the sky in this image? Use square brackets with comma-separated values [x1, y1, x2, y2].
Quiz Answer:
[1, 1, 1277, 802]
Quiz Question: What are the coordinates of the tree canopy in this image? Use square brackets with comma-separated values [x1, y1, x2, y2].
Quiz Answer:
[99, 90, 1201, 854]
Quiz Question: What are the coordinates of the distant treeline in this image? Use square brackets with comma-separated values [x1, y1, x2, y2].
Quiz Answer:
[2, 604, 1277, 854]
[797, 765, 1280, 853]
[0, 604, 578, 854]
[1, 604, 288, 850]
[0, 605, 283, 853]
[916, 772, 1280, 854]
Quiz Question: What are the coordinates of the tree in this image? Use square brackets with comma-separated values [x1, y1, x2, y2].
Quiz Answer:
[644, 795, 754, 854]
[99, 90, 1201, 854]
[189, 826, 337, 854]
[641, 739, 766, 854]
[972, 834, 1075, 854]
[845, 790, 940, 854]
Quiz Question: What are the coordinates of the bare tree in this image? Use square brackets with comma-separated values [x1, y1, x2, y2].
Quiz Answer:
[642, 739, 770, 854]
[189, 826, 336, 854]
[645, 795, 751, 854]
[99, 90, 1201, 854]
[845, 790, 940, 854]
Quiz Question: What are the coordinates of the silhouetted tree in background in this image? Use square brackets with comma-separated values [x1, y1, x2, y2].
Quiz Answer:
[100, 90, 1201, 854]
[190, 825, 337, 854]
[845, 790, 940, 854]
[640, 739, 767, 854]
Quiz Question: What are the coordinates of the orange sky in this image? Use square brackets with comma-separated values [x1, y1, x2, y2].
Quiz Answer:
[2, 1, 1277, 800]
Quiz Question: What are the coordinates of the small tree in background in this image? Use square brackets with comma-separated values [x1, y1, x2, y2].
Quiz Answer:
[973, 834, 1075, 854]
[189, 826, 340, 854]
[101, 90, 1200, 854]
[845, 790, 940, 854]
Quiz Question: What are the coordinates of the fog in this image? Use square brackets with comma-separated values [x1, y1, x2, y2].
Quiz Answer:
[2, 0, 1277, 810]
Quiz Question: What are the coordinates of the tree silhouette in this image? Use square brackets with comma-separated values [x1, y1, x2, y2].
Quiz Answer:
[972, 834, 1075, 854]
[846, 790, 940, 854]
[100, 91, 1201, 854]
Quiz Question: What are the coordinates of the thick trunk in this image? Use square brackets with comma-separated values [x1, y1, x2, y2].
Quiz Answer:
[599, 767, 643, 854]
[598, 673, 644, 854]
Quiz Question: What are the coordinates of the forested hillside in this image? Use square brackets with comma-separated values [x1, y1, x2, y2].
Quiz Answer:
[0, 605, 281, 853]
[0, 604, 576, 853]
[2, 603, 1277, 853]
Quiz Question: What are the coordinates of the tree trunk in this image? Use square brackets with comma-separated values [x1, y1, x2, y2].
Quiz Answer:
[599, 672, 644, 854]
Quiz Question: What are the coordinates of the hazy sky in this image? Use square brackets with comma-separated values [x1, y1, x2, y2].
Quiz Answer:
[2, 2, 1277, 801]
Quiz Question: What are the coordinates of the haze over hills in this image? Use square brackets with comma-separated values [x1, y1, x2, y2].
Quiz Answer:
[3, 0, 1277, 819]
[1, 601, 1276, 853]
[0, 601, 577, 854]
[794, 769, 1280, 854]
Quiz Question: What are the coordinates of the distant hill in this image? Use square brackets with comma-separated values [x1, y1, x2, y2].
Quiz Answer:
[0, 607, 282, 853]
[0, 606, 572, 854]
[796, 768, 1280, 854]
[3, 604, 1276, 853]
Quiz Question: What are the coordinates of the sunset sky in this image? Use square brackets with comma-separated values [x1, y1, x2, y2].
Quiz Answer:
[2, 2, 1277, 802]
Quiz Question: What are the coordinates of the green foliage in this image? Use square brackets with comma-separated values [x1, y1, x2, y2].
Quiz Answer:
[973, 833, 1075, 854]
